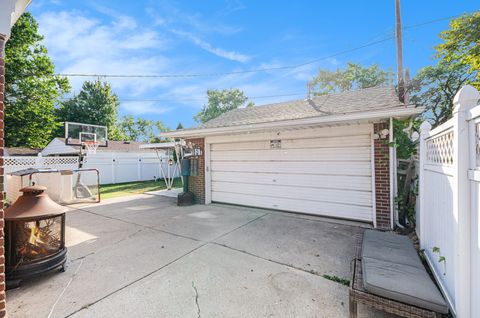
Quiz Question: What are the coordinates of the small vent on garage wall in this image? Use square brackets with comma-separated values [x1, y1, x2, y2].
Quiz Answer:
[270, 140, 281, 149]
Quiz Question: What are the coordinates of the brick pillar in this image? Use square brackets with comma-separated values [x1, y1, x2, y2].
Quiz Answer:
[373, 122, 391, 229]
[185, 138, 205, 204]
[0, 33, 7, 317]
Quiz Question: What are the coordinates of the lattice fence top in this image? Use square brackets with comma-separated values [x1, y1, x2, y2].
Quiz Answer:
[4, 157, 37, 166]
[43, 157, 79, 165]
[426, 130, 454, 165]
[4, 156, 79, 174]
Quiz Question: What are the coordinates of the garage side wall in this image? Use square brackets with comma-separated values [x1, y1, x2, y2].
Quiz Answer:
[373, 122, 392, 229]
[185, 138, 205, 204]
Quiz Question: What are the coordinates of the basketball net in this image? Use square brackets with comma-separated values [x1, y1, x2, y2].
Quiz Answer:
[83, 141, 99, 154]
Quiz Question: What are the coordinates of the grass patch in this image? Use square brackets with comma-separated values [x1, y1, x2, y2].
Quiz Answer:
[100, 178, 182, 199]
[322, 274, 350, 286]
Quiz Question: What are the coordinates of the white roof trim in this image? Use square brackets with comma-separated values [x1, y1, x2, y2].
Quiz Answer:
[140, 142, 176, 149]
[161, 106, 424, 138]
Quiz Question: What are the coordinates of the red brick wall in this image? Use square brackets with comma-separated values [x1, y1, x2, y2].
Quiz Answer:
[0, 33, 7, 317]
[373, 122, 392, 229]
[185, 138, 205, 204]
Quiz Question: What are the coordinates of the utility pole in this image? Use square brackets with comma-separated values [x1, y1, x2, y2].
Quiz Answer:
[395, 0, 405, 103]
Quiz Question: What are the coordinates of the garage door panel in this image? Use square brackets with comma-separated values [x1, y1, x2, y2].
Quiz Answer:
[210, 147, 370, 162]
[212, 192, 373, 222]
[206, 124, 372, 144]
[211, 161, 371, 176]
[209, 127, 374, 222]
[212, 181, 372, 206]
[210, 134, 370, 151]
[211, 171, 372, 191]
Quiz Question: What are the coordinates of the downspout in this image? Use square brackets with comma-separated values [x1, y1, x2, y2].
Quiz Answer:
[390, 117, 403, 229]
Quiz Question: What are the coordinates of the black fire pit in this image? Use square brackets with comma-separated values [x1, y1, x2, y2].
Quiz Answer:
[5, 185, 68, 289]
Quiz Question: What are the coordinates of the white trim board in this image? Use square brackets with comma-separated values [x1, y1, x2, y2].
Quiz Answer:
[163, 106, 423, 138]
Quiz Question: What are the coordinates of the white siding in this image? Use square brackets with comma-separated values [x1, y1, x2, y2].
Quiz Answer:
[41, 138, 77, 156]
[207, 123, 374, 222]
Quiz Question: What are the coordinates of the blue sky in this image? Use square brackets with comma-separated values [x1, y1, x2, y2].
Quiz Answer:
[28, 0, 479, 130]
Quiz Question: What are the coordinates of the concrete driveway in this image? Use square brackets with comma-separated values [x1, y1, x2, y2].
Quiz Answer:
[7, 194, 391, 318]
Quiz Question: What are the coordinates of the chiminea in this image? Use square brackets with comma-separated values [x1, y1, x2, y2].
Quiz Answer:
[5, 185, 68, 289]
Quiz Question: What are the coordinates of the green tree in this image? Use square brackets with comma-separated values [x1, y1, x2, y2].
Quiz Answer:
[151, 121, 171, 143]
[117, 115, 138, 141]
[56, 79, 120, 138]
[307, 63, 394, 96]
[407, 12, 480, 127]
[117, 115, 169, 142]
[436, 11, 480, 89]
[5, 12, 70, 148]
[176, 122, 184, 130]
[194, 88, 254, 123]
[408, 62, 475, 126]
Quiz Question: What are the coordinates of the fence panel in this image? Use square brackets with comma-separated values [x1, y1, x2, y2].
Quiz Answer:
[419, 85, 480, 317]
[470, 118, 480, 318]
[82, 153, 115, 184]
[419, 121, 456, 307]
[4, 152, 179, 185]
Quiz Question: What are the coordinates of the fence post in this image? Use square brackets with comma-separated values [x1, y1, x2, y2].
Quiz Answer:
[36, 156, 43, 168]
[112, 153, 116, 184]
[138, 154, 142, 181]
[452, 85, 479, 317]
[418, 121, 431, 247]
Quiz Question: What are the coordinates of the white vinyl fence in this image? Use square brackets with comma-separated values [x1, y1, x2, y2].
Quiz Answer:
[4, 152, 178, 185]
[418, 85, 480, 318]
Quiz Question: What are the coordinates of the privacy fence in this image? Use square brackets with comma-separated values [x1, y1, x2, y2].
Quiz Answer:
[4, 152, 178, 185]
[418, 85, 480, 318]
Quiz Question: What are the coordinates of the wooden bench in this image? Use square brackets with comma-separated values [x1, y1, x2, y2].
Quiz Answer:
[349, 233, 446, 318]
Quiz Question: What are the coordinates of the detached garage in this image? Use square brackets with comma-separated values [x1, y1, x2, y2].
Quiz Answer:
[161, 86, 422, 229]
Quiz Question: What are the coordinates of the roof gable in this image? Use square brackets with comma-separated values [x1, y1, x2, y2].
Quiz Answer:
[200, 86, 404, 129]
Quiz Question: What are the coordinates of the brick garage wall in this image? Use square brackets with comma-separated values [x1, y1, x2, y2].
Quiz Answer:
[0, 34, 7, 317]
[185, 138, 205, 204]
[373, 122, 392, 229]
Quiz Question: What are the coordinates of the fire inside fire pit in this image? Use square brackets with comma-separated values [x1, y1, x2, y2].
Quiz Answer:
[5, 185, 67, 288]
[14, 217, 63, 262]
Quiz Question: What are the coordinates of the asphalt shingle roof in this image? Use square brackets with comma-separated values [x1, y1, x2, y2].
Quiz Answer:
[5, 147, 42, 156]
[198, 86, 404, 129]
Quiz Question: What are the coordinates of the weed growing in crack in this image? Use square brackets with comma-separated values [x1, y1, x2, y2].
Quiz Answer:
[322, 274, 350, 286]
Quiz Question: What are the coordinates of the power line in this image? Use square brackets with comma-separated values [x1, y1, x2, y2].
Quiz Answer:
[23, 14, 458, 80]
[56, 37, 394, 79]
[59, 92, 307, 103]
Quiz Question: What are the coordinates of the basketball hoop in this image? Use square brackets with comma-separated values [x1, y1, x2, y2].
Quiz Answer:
[83, 141, 99, 154]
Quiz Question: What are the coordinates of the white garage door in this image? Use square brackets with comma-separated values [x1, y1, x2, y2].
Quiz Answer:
[208, 125, 374, 222]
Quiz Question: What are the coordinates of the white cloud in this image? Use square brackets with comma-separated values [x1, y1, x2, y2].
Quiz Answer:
[119, 101, 173, 116]
[37, 10, 173, 111]
[171, 29, 250, 63]
[218, 0, 246, 16]
[34, 6, 327, 119]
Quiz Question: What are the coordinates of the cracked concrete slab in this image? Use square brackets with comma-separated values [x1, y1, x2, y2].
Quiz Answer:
[151, 204, 267, 242]
[77, 196, 267, 242]
[71, 244, 350, 318]
[7, 195, 393, 318]
[215, 212, 364, 278]
[64, 209, 145, 260]
[7, 228, 202, 318]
